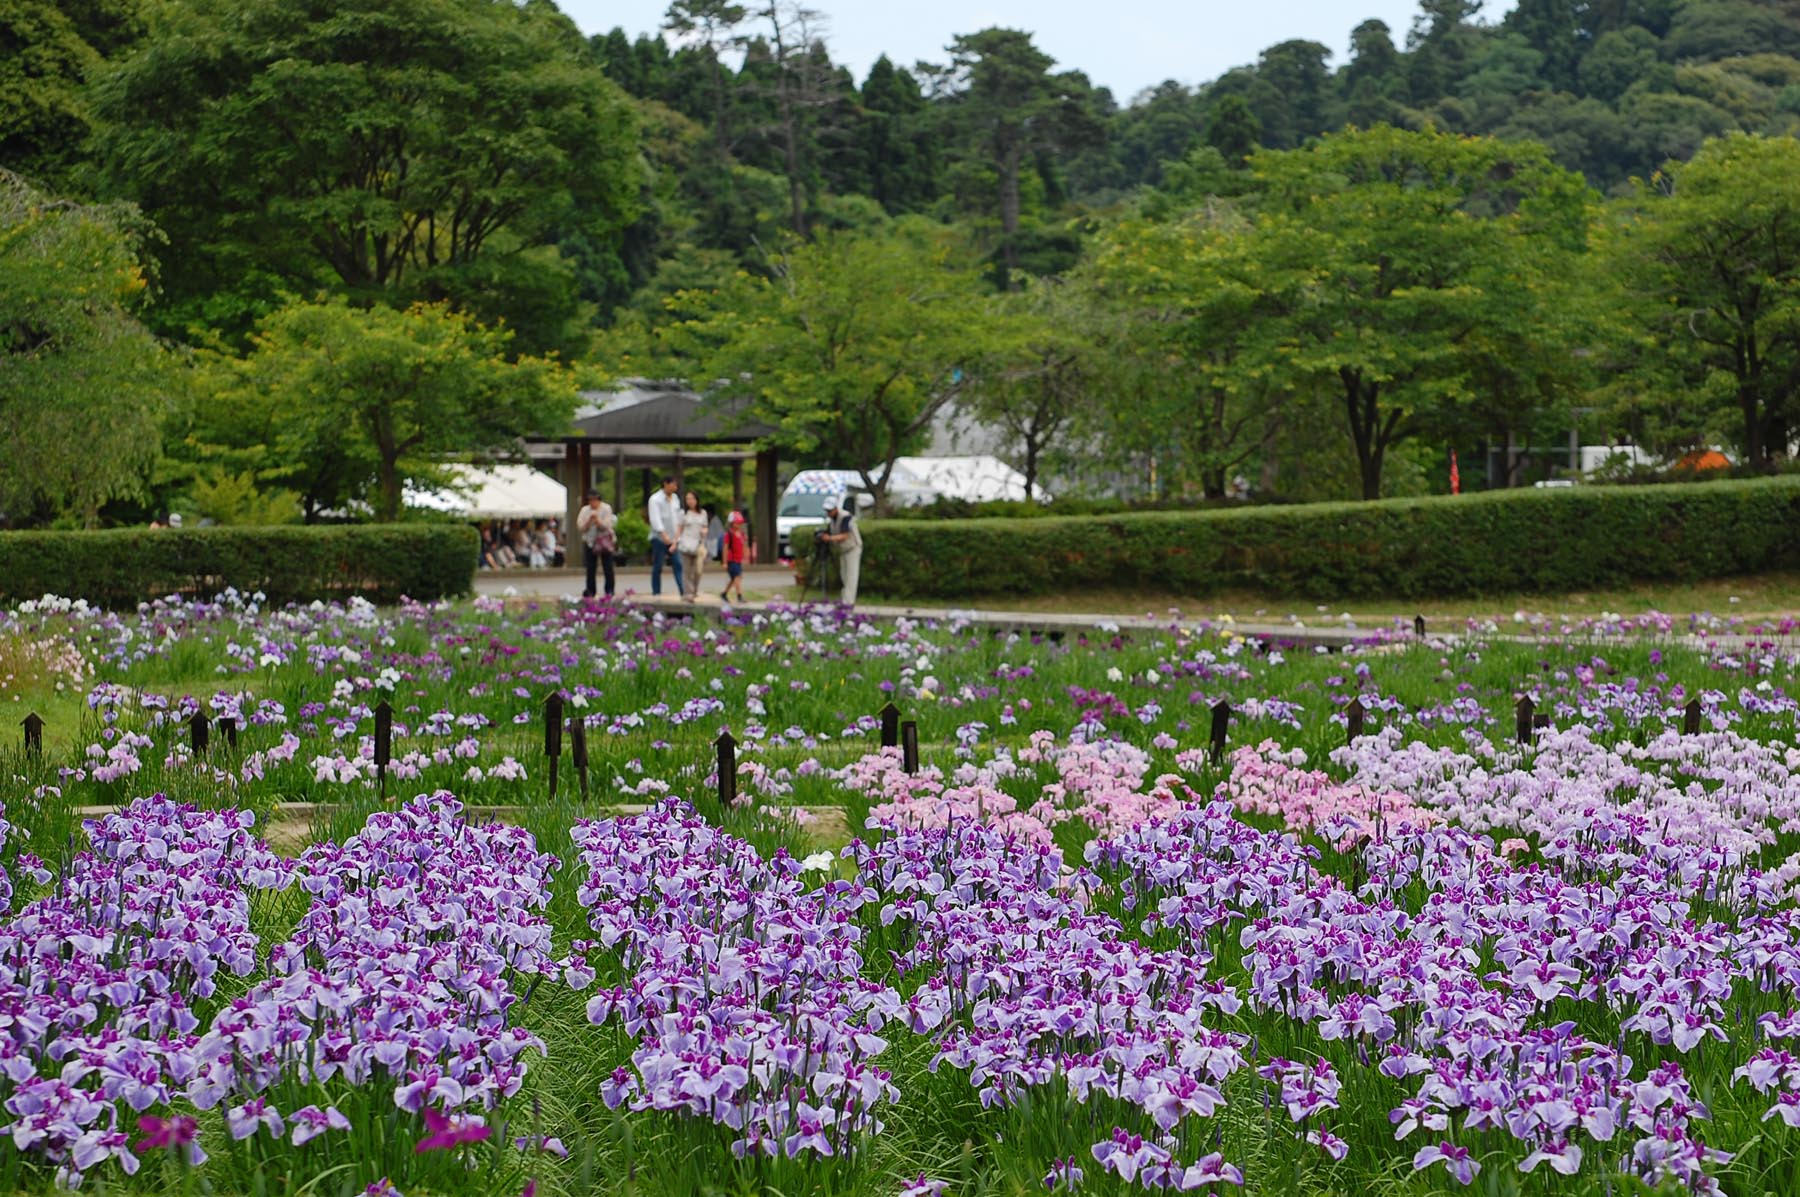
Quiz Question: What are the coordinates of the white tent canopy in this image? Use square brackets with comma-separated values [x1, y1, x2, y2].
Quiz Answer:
[407, 464, 566, 521]
[889, 455, 1050, 504]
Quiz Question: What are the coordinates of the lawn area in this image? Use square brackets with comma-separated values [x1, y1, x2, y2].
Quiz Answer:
[830, 571, 1800, 623]
[0, 593, 1798, 1197]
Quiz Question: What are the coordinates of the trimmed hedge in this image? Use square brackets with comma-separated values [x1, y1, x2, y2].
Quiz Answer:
[0, 525, 478, 609]
[861, 477, 1800, 600]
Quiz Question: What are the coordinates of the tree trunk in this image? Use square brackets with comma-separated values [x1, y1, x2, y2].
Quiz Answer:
[770, 4, 809, 237]
[1743, 383, 1765, 470]
[377, 456, 403, 523]
[1202, 388, 1228, 499]
[1341, 367, 1386, 501]
[997, 137, 1023, 291]
[782, 128, 808, 237]
[1022, 437, 1039, 499]
[1359, 447, 1384, 501]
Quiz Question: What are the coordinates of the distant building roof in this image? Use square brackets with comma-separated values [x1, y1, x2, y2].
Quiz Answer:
[531, 380, 777, 445]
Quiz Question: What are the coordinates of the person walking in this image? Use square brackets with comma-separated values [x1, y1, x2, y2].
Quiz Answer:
[646, 475, 683, 597]
[720, 509, 749, 604]
[819, 494, 863, 606]
[576, 490, 617, 599]
[675, 491, 708, 602]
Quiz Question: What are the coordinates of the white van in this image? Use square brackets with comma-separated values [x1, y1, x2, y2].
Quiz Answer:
[777, 469, 872, 559]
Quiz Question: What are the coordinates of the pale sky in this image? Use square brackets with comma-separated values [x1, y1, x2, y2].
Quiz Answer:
[559, 1, 1517, 102]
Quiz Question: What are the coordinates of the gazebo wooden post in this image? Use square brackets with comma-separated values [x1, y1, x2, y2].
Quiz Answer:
[562, 440, 581, 553]
[732, 459, 744, 512]
[613, 447, 625, 515]
[674, 448, 685, 494]
[578, 441, 592, 506]
[754, 448, 779, 564]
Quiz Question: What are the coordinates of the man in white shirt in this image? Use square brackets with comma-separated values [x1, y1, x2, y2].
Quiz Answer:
[819, 494, 863, 606]
[646, 475, 684, 597]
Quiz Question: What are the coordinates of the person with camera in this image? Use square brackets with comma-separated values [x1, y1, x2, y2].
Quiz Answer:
[817, 494, 862, 606]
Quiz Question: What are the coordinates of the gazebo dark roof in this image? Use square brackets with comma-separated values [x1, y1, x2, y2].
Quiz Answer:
[539, 381, 776, 445]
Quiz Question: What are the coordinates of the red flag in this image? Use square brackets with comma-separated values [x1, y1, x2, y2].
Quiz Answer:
[1450, 451, 1461, 495]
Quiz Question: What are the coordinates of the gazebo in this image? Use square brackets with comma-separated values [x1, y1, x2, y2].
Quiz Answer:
[525, 381, 783, 563]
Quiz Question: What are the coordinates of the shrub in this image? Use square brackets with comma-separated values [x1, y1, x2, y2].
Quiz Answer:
[0, 525, 477, 608]
[859, 477, 1800, 600]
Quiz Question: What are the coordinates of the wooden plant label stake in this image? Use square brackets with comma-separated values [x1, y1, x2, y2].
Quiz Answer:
[1683, 697, 1702, 736]
[219, 716, 239, 752]
[1413, 614, 1426, 638]
[1209, 700, 1230, 765]
[1516, 696, 1536, 745]
[570, 710, 589, 801]
[544, 694, 565, 798]
[22, 712, 43, 756]
[190, 712, 209, 757]
[372, 700, 392, 790]
[880, 701, 900, 749]
[901, 721, 919, 775]
[716, 730, 737, 807]
[1345, 697, 1366, 743]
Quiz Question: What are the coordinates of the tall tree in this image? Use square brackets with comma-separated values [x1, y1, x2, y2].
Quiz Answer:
[214, 299, 575, 522]
[966, 279, 1101, 496]
[1088, 207, 1301, 499]
[740, 1, 841, 236]
[1504, 0, 1587, 92]
[1204, 96, 1263, 167]
[1343, 19, 1404, 127]
[931, 28, 1102, 289]
[1254, 40, 1334, 148]
[90, 0, 641, 348]
[0, 171, 168, 524]
[1248, 126, 1592, 499]
[663, 1, 749, 152]
[1611, 134, 1800, 468]
[858, 56, 937, 213]
[644, 223, 1012, 508]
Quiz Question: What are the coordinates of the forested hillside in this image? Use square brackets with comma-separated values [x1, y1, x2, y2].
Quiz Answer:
[586, 0, 1800, 306]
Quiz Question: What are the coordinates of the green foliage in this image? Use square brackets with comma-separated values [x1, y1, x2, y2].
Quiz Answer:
[1607, 134, 1800, 468]
[634, 223, 1017, 507]
[1243, 127, 1594, 500]
[0, 0, 97, 186]
[0, 170, 169, 525]
[925, 28, 1104, 288]
[1085, 202, 1294, 500]
[188, 468, 303, 527]
[89, 0, 642, 348]
[198, 299, 576, 522]
[0, 524, 476, 607]
[860, 477, 1800, 600]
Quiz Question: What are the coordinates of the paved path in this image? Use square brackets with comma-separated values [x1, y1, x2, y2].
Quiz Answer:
[476, 569, 1423, 650]
[473, 568, 1800, 655]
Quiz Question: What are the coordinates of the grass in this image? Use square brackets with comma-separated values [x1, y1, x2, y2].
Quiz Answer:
[830, 571, 1800, 623]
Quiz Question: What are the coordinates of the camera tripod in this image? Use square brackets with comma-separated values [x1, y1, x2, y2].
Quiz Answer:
[798, 535, 836, 604]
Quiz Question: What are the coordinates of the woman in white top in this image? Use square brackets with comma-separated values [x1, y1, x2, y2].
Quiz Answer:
[575, 492, 617, 598]
[675, 491, 709, 601]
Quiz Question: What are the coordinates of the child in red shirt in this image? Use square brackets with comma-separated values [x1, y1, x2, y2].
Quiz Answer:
[721, 510, 749, 603]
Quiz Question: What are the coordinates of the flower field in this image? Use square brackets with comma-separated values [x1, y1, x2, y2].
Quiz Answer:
[3, 592, 1800, 1196]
